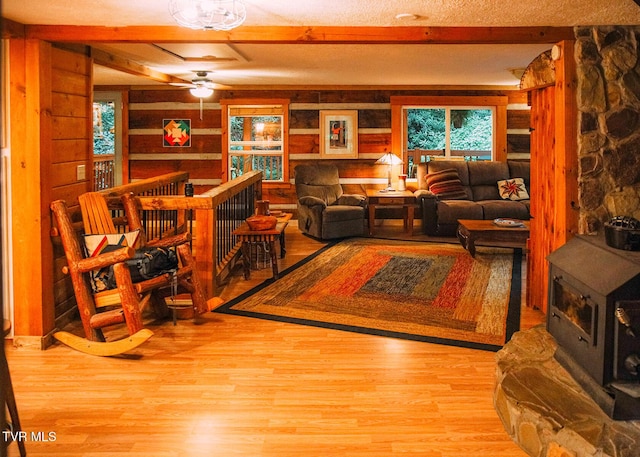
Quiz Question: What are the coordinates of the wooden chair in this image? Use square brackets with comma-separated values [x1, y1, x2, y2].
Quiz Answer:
[50, 193, 221, 356]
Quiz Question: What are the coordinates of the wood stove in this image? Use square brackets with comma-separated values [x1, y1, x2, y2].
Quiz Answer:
[547, 234, 640, 420]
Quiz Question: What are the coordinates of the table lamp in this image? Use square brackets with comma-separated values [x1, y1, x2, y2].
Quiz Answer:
[376, 152, 404, 192]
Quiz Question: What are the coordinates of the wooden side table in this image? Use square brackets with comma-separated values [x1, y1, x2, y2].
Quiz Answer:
[366, 189, 418, 236]
[233, 213, 292, 280]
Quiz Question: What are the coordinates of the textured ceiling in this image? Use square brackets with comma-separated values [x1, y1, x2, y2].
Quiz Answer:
[4, 0, 640, 27]
[3, 0, 640, 87]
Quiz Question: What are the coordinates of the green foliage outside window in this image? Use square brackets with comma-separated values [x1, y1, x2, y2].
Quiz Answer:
[407, 108, 445, 150]
[406, 108, 492, 156]
[93, 101, 115, 155]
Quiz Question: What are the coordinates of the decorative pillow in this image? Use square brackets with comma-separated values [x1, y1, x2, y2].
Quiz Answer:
[84, 230, 141, 257]
[83, 230, 141, 292]
[498, 178, 530, 201]
[425, 168, 468, 200]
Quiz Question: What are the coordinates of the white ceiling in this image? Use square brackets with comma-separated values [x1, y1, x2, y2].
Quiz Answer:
[3, 0, 640, 88]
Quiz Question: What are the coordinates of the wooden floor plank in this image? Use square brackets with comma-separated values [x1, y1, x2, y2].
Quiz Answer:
[4, 222, 544, 456]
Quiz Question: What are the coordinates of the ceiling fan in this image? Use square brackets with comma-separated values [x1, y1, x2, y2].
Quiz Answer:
[171, 71, 218, 119]
[171, 71, 217, 98]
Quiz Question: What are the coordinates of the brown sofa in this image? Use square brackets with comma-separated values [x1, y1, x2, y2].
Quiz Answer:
[415, 160, 531, 236]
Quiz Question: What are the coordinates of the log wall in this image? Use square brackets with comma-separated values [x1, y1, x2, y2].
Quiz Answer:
[49, 46, 93, 330]
[126, 88, 531, 211]
[9, 42, 93, 345]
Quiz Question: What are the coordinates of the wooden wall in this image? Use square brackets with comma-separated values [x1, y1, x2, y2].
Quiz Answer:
[526, 40, 579, 312]
[126, 88, 531, 211]
[49, 46, 93, 329]
[9, 41, 93, 344]
[528, 86, 556, 313]
[50, 47, 93, 203]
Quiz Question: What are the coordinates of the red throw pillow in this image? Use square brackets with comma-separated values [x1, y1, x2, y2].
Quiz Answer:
[425, 168, 468, 200]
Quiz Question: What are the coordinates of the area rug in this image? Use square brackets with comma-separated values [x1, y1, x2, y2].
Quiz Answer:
[214, 238, 521, 351]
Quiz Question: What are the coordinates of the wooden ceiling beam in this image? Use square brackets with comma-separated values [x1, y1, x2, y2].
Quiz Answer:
[25, 25, 574, 44]
[89, 48, 189, 85]
[1, 18, 26, 39]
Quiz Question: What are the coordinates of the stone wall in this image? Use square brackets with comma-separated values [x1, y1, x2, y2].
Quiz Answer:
[576, 25, 640, 234]
[495, 326, 640, 457]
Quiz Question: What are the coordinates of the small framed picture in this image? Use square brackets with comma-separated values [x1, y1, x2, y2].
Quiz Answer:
[163, 119, 191, 147]
[319, 110, 358, 159]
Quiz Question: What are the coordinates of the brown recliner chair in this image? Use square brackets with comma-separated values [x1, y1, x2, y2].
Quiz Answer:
[295, 163, 366, 240]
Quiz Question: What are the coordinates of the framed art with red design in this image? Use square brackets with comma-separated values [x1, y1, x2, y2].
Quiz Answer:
[163, 119, 191, 147]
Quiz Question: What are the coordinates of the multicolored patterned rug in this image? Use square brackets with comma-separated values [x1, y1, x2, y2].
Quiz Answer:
[215, 238, 521, 351]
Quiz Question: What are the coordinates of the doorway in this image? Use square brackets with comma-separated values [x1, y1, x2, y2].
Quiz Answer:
[93, 91, 123, 189]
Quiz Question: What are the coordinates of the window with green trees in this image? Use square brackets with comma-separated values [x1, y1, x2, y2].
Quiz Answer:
[391, 96, 508, 178]
[406, 107, 493, 161]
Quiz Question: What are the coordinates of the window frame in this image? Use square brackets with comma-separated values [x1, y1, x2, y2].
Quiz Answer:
[221, 98, 290, 186]
[391, 95, 508, 175]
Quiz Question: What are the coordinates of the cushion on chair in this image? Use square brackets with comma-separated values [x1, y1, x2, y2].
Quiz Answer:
[83, 230, 142, 292]
[84, 230, 141, 257]
[322, 205, 365, 223]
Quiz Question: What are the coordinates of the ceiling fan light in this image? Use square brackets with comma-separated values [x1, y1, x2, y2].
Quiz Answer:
[190, 86, 214, 98]
[169, 0, 247, 31]
[182, 5, 199, 21]
[200, 0, 217, 13]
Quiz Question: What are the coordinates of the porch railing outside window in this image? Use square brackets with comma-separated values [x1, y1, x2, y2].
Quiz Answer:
[230, 154, 283, 181]
[228, 107, 285, 182]
[93, 154, 115, 190]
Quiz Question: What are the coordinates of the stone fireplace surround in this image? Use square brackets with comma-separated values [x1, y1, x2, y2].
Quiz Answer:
[493, 25, 640, 457]
[495, 326, 640, 457]
[577, 25, 640, 233]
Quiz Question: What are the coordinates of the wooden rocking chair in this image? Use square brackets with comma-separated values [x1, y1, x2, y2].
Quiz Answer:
[50, 193, 221, 356]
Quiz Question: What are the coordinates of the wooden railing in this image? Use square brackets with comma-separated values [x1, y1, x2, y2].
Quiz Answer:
[93, 154, 116, 190]
[97, 171, 262, 298]
[97, 172, 191, 241]
[230, 154, 283, 181]
[192, 171, 262, 295]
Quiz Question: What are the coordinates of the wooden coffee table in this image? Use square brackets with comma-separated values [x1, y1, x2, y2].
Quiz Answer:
[233, 213, 292, 280]
[457, 219, 530, 257]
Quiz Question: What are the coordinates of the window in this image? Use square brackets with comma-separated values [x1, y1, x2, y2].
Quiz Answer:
[93, 91, 123, 189]
[222, 100, 289, 184]
[391, 96, 507, 178]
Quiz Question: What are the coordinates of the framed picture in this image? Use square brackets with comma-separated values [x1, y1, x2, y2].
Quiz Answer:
[163, 119, 191, 147]
[319, 110, 358, 159]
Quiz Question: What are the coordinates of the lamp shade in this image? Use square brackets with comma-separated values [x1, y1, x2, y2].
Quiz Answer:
[375, 152, 403, 165]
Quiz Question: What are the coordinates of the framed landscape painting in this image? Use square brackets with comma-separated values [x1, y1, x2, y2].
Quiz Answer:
[319, 110, 358, 159]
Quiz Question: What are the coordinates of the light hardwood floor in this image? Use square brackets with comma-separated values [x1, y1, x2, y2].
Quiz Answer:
[4, 221, 544, 457]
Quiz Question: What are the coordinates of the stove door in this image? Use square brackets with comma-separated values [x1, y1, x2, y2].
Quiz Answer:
[547, 269, 608, 385]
